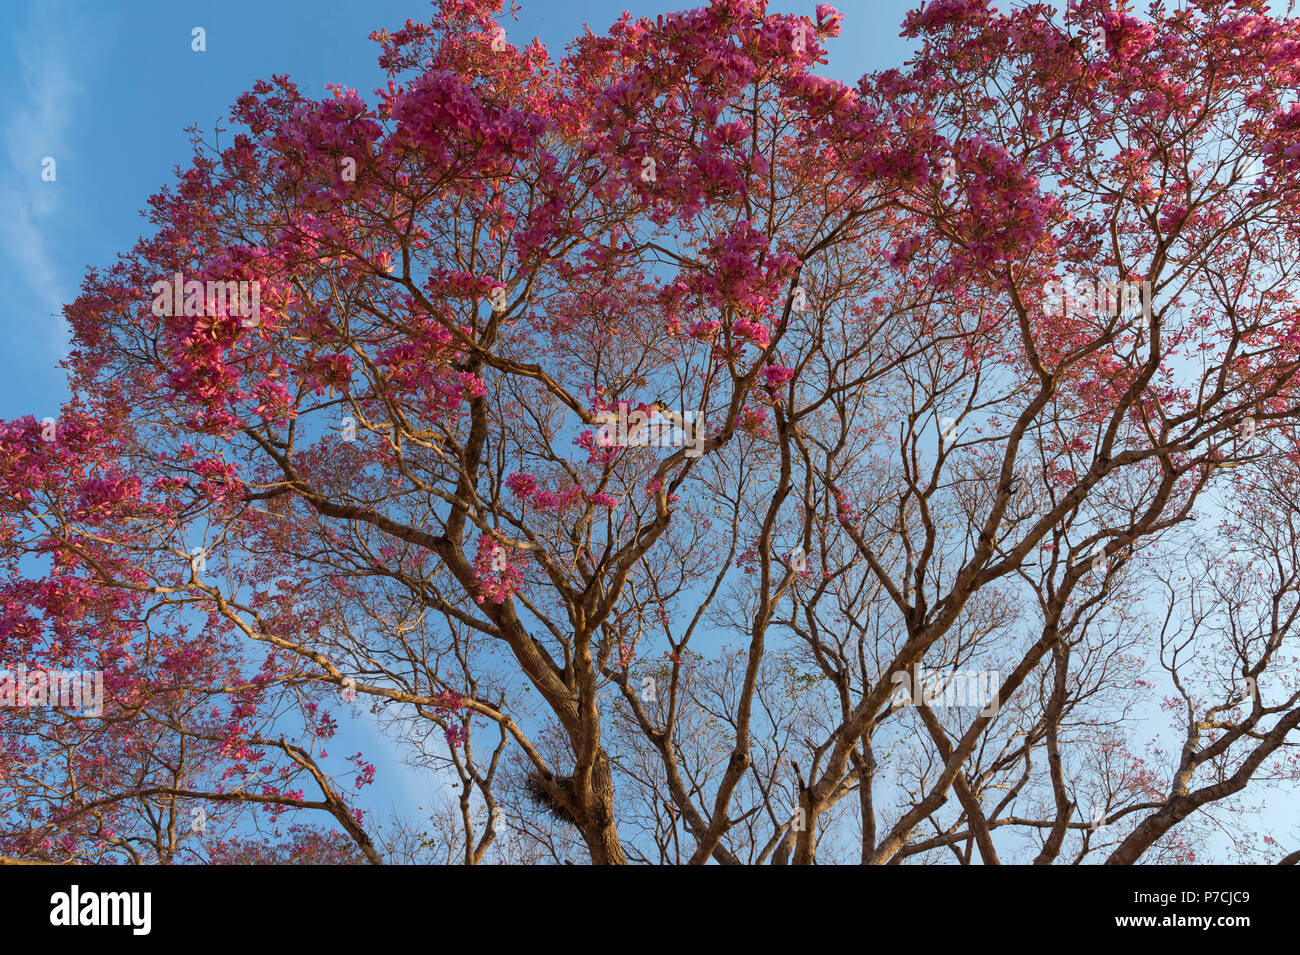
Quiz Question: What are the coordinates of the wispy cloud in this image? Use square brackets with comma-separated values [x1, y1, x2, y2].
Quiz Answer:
[1, 0, 83, 357]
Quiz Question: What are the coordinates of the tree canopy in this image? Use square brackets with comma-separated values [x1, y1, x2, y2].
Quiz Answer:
[4, 0, 1300, 865]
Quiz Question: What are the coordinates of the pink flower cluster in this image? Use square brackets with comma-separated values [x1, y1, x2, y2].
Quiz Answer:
[471, 535, 524, 605]
[504, 471, 583, 511]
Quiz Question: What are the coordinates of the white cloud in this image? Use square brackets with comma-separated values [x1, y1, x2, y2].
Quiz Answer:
[1, 0, 84, 357]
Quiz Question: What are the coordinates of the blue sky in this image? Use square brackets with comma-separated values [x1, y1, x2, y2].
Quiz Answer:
[0, 0, 923, 854]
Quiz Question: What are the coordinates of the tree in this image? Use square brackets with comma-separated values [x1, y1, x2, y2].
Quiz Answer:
[4, 0, 1300, 864]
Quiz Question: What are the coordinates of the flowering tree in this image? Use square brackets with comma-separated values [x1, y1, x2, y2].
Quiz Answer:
[4, 0, 1300, 864]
